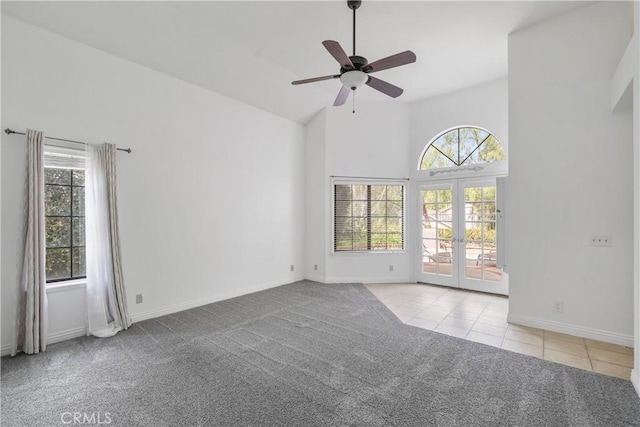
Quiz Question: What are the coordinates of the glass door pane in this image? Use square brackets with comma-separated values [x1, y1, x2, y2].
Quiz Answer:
[417, 178, 508, 295]
[463, 185, 499, 282]
[419, 184, 457, 286]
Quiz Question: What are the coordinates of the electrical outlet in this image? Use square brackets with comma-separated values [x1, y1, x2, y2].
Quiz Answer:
[389, 265, 394, 272]
[553, 301, 564, 313]
[314, 264, 318, 271]
[290, 265, 294, 272]
[136, 294, 143, 304]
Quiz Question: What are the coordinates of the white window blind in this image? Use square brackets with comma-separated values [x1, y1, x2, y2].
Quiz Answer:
[44, 146, 86, 169]
[334, 183, 405, 252]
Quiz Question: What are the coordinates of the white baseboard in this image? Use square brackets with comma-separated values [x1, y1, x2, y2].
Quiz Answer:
[1, 343, 12, 357]
[130, 275, 305, 323]
[48, 327, 87, 345]
[507, 314, 634, 347]
[631, 369, 639, 396]
[1, 326, 87, 357]
[323, 276, 412, 284]
[2, 277, 306, 356]
[304, 274, 326, 283]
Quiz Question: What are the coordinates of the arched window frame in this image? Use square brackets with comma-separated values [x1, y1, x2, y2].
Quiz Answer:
[417, 125, 507, 175]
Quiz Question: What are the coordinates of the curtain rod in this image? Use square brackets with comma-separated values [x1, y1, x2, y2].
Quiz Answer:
[330, 175, 409, 181]
[429, 166, 482, 177]
[4, 128, 132, 154]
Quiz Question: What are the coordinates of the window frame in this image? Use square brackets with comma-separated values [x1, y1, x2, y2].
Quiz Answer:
[332, 180, 406, 254]
[417, 125, 506, 171]
[43, 147, 87, 285]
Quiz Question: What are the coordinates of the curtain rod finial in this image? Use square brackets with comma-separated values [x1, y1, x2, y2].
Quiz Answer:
[5, 128, 14, 135]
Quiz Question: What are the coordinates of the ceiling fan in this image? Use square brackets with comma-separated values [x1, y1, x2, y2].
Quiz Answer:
[291, 0, 417, 108]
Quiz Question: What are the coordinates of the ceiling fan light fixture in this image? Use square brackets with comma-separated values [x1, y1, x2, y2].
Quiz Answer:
[290, 0, 416, 106]
[340, 70, 368, 90]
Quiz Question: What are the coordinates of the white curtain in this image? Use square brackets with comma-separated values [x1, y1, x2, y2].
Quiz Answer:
[85, 143, 131, 337]
[15, 129, 48, 355]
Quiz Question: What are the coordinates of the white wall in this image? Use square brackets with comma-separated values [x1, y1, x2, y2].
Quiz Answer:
[304, 80, 509, 285]
[301, 44, 507, 289]
[303, 102, 412, 283]
[304, 110, 327, 282]
[629, 0, 639, 396]
[408, 78, 508, 172]
[1, 16, 305, 353]
[508, 2, 634, 345]
[324, 103, 412, 283]
[635, 0, 640, 397]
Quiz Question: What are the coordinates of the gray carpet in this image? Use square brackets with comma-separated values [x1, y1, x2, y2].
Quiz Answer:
[2, 281, 639, 426]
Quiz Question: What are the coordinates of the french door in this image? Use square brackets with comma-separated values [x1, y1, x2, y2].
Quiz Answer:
[418, 178, 508, 295]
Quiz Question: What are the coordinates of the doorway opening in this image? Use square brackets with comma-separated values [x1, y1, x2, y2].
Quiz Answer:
[417, 126, 507, 295]
[419, 178, 506, 294]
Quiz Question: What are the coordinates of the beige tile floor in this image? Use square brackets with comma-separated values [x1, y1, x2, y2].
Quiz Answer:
[365, 282, 634, 380]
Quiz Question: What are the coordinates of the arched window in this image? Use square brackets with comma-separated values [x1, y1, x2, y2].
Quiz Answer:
[419, 126, 505, 170]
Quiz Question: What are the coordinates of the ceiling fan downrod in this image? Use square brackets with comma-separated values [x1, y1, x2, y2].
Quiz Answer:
[348, 0, 361, 57]
[348, 0, 362, 114]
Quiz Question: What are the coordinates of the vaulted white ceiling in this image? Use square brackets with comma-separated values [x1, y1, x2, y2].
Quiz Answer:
[2, 1, 592, 124]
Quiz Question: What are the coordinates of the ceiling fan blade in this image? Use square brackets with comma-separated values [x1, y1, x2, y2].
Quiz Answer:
[322, 40, 355, 70]
[292, 74, 340, 85]
[334, 86, 351, 106]
[366, 76, 404, 98]
[365, 50, 416, 73]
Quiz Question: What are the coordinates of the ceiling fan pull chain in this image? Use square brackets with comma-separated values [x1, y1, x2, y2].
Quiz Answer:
[353, 89, 356, 114]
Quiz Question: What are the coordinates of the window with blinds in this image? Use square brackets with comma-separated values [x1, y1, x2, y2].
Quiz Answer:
[334, 184, 405, 252]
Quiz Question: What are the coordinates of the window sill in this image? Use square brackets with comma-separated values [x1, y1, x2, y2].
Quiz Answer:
[46, 279, 86, 293]
[332, 250, 407, 255]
